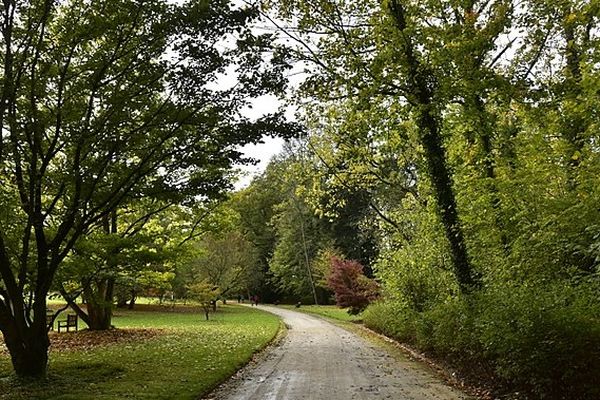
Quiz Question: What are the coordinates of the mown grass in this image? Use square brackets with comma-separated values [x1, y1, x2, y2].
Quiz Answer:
[0, 304, 280, 400]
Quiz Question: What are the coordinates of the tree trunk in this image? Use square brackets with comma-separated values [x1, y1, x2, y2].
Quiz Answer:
[1, 299, 50, 378]
[128, 290, 136, 310]
[298, 206, 319, 305]
[388, 0, 478, 293]
[83, 277, 115, 330]
[418, 106, 477, 292]
[86, 302, 112, 330]
[4, 328, 49, 378]
[83, 212, 118, 329]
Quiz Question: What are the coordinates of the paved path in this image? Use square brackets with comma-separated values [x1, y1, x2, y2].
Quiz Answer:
[206, 305, 471, 400]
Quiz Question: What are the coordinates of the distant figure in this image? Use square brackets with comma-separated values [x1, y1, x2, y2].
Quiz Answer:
[250, 295, 256, 306]
[254, 295, 260, 306]
[237, 294, 242, 303]
[295, 301, 301, 308]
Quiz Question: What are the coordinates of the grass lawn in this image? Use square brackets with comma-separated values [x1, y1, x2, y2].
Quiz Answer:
[0, 304, 280, 400]
[278, 304, 362, 322]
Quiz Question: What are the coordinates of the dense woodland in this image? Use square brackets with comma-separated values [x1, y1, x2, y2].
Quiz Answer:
[1, 0, 599, 399]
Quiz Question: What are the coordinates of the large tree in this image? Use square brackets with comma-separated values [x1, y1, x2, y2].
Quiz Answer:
[58, 200, 179, 330]
[0, 0, 294, 377]
[264, 0, 487, 292]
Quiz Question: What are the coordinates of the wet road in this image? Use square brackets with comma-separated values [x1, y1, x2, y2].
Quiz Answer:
[205, 306, 470, 400]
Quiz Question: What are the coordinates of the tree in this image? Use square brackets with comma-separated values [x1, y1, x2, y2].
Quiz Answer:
[0, 0, 294, 377]
[231, 168, 286, 302]
[265, 0, 481, 292]
[57, 201, 178, 329]
[326, 256, 379, 315]
[187, 281, 221, 321]
[267, 147, 333, 304]
[189, 231, 258, 300]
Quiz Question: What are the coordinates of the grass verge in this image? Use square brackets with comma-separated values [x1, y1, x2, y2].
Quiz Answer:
[278, 304, 361, 322]
[0, 304, 280, 400]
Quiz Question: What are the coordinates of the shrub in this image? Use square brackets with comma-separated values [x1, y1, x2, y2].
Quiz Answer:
[363, 300, 419, 342]
[326, 256, 379, 314]
[363, 281, 600, 399]
[475, 283, 600, 399]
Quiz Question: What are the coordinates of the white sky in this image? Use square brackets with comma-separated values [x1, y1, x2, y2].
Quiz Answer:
[236, 136, 285, 189]
[214, 1, 304, 190]
[235, 94, 288, 189]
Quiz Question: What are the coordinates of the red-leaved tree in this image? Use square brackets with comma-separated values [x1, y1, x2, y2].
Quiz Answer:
[326, 257, 379, 314]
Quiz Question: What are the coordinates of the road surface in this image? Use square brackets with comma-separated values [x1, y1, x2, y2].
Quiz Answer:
[205, 305, 471, 400]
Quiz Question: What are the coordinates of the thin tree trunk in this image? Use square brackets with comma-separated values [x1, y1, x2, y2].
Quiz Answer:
[298, 210, 319, 305]
[471, 96, 511, 255]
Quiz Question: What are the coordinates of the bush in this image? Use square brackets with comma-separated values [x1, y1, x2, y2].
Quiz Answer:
[475, 283, 600, 399]
[363, 300, 418, 342]
[326, 257, 379, 314]
[363, 281, 600, 399]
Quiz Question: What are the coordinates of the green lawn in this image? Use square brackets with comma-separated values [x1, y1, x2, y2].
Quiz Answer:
[0, 304, 281, 400]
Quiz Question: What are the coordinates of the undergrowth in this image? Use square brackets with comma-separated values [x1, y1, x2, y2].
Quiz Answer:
[363, 282, 600, 399]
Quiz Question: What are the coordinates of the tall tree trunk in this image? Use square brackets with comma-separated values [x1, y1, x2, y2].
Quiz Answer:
[418, 105, 478, 292]
[299, 215, 319, 305]
[388, 0, 478, 293]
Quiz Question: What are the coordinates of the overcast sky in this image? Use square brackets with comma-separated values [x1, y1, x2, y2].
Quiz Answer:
[222, 1, 303, 190]
[235, 93, 288, 189]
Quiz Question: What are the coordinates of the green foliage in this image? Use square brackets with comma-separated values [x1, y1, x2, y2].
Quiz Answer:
[0, 0, 295, 377]
[373, 195, 458, 311]
[187, 281, 221, 305]
[364, 282, 600, 399]
[231, 164, 287, 301]
[362, 301, 419, 343]
[259, 0, 600, 396]
[188, 231, 258, 298]
[262, 149, 332, 303]
[474, 283, 600, 398]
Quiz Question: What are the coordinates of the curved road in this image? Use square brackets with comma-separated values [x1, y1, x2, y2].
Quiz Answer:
[206, 305, 471, 400]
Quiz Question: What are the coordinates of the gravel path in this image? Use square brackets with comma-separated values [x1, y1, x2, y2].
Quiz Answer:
[205, 305, 471, 400]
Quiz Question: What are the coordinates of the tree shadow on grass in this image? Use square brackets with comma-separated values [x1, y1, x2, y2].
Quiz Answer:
[0, 362, 126, 400]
